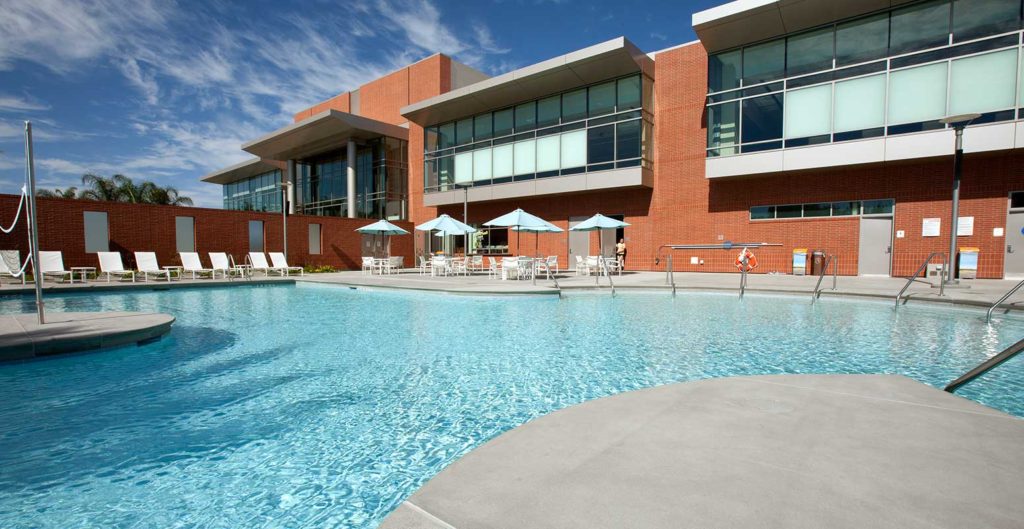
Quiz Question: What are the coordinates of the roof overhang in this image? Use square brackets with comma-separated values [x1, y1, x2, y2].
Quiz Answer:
[200, 158, 279, 185]
[692, 0, 916, 53]
[401, 37, 654, 126]
[242, 109, 409, 160]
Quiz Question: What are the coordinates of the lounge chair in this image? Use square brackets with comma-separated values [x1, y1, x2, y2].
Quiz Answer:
[97, 252, 136, 282]
[134, 252, 171, 282]
[248, 252, 274, 276]
[179, 252, 214, 279]
[38, 251, 73, 283]
[209, 252, 242, 279]
[269, 252, 303, 276]
[0, 250, 25, 285]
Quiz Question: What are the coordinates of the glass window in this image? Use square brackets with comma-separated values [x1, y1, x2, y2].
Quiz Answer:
[439, 122, 455, 149]
[456, 118, 473, 145]
[776, 204, 802, 218]
[835, 13, 889, 66]
[889, 0, 952, 55]
[709, 49, 742, 92]
[424, 159, 439, 188]
[741, 94, 784, 143]
[831, 202, 860, 216]
[493, 108, 514, 136]
[708, 101, 739, 155]
[536, 135, 560, 172]
[454, 152, 473, 183]
[588, 81, 616, 117]
[862, 199, 894, 214]
[515, 101, 536, 131]
[474, 113, 492, 140]
[83, 211, 108, 253]
[787, 28, 834, 77]
[950, 49, 1018, 115]
[175, 216, 195, 252]
[537, 96, 560, 127]
[425, 127, 439, 152]
[248, 220, 264, 252]
[560, 130, 587, 168]
[492, 144, 514, 178]
[473, 148, 492, 182]
[587, 124, 615, 164]
[750, 206, 775, 220]
[742, 38, 785, 85]
[1011, 191, 1024, 208]
[513, 140, 536, 175]
[804, 203, 831, 217]
[562, 88, 587, 122]
[438, 156, 453, 188]
[616, 120, 641, 159]
[834, 74, 886, 132]
[888, 62, 949, 124]
[309, 224, 321, 254]
[784, 84, 832, 139]
[617, 75, 641, 110]
[952, 0, 1020, 42]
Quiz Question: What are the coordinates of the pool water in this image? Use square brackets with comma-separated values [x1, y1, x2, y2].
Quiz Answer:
[1, 283, 1022, 528]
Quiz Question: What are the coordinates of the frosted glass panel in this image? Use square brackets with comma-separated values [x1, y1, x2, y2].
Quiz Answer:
[950, 49, 1017, 115]
[784, 84, 832, 139]
[834, 74, 886, 132]
[454, 152, 473, 183]
[473, 148, 492, 181]
[888, 63, 948, 125]
[492, 144, 513, 178]
[561, 130, 586, 168]
[513, 140, 535, 175]
[536, 136, 560, 172]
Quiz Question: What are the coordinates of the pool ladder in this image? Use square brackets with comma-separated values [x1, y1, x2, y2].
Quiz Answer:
[945, 337, 1024, 393]
[894, 252, 947, 308]
[810, 254, 838, 303]
[986, 278, 1024, 322]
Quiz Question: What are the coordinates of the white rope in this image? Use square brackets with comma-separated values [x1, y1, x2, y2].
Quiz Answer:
[0, 186, 27, 234]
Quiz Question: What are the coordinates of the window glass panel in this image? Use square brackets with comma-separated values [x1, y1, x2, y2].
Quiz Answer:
[953, 0, 1019, 42]
[493, 108, 514, 136]
[787, 28, 834, 76]
[834, 74, 886, 132]
[587, 124, 615, 164]
[741, 94, 784, 143]
[439, 122, 455, 149]
[562, 89, 587, 122]
[617, 75, 641, 110]
[890, 0, 952, 55]
[248, 220, 264, 252]
[743, 39, 785, 85]
[83, 211, 109, 253]
[537, 96, 560, 127]
[831, 202, 860, 216]
[309, 224, 321, 254]
[424, 159, 439, 189]
[708, 101, 739, 155]
[474, 113, 492, 140]
[776, 204, 802, 218]
[862, 199, 894, 214]
[888, 62, 949, 124]
[514, 101, 536, 131]
[456, 118, 473, 145]
[175, 216, 195, 252]
[454, 152, 473, 183]
[473, 148, 492, 181]
[1020, 49, 1024, 108]
[588, 81, 616, 117]
[513, 139, 535, 175]
[560, 130, 586, 168]
[836, 14, 890, 66]
[536, 135, 560, 171]
[1011, 191, 1024, 208]
[616, 120, 641, 159]
[950, 49, 1017, 115]
[709, 49, 742, 92]
[804, 202, 831, 217]
[492, 144, 513, 178]
[784, 84, 832, 139]
[750, 206, 775, 220]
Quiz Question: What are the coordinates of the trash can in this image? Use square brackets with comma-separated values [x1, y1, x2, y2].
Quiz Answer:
[792, 248, 809, 276]
[958, 247, 979, 280]
[811, 251, 826, 276]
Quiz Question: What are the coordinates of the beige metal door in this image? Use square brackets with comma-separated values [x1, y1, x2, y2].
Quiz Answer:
[858, 216, 892, 276]
[568, 216, 589, 265]
[1005, 210, 1024, 278]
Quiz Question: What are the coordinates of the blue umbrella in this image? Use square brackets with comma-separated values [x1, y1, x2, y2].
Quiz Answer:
[416, 214, 477, 255]
[356, 219, 409, 258]
[513, 221, 564, 257]
[569, 214, 630, 281]
[485, 208, 555, 255]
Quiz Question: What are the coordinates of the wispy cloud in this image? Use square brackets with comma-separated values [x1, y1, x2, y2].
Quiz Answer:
[0, 94, 50, 112]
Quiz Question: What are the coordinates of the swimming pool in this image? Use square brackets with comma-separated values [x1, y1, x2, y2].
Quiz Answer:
[1, 283, 1022, 528]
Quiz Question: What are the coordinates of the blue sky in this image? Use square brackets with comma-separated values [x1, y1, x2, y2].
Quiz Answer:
[0, 0, 719, 207]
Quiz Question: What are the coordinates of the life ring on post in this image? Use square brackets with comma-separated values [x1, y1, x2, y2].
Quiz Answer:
[735, 248, 758, 271]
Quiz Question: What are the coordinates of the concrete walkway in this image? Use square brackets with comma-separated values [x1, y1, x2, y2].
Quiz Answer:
[0, 276, 293, 296]
[379, 375, 1024, 529]
[0, 311, 174, 360]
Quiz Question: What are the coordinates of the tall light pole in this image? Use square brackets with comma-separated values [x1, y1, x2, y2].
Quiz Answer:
[24, 122, 44, 324]
[280, 180, 292, 258]
[938, 113, 980, 287]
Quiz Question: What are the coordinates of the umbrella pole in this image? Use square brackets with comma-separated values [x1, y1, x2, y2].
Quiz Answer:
[596, 231, 602, 285]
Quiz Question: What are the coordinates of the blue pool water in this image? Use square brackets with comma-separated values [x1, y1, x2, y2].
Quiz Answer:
[1, 283, 1022, 528]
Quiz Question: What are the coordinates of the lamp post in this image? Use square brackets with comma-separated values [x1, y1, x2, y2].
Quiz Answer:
[938, 113, 981, 287]
[453, 183, 469, 254]
[279, 180, 292, 258]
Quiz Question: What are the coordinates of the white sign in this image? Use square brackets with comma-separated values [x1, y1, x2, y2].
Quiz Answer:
[922, 218, 941, 237]
[690, 256, 699, 265]
[956, 216, 974, 236]
[994, 227, 1005, 237]
[896, 230, 905, 238]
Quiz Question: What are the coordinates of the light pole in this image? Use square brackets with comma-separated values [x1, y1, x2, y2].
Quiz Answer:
[453, 183, 469, 253]
[938, 113, 980, 287]
[279, 180, 292, 258]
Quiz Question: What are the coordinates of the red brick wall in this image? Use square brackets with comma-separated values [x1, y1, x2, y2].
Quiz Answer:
[0, 196, 414, 271]
[293, 93, 351, 122]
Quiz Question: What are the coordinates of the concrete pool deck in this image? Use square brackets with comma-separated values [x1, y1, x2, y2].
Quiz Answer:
[379, 374, 1024, 529]
[0, 311, 174, 360]
[0, 276, 294, 296]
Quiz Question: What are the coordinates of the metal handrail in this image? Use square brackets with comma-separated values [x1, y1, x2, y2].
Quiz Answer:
[986, 278, 1024, 322]
[600, 257, 616, 296]
[739, 265, 748, 298]
[811, 254, 835, 303]
[667, 254, 676, 296]
[541, 261, 562, 297]
[945, 337, 1024, 392]
[831, 255, 839, 291]
[894, 252, 946, 308]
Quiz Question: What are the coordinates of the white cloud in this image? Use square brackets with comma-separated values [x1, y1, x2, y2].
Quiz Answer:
[0, 94, 50, 112]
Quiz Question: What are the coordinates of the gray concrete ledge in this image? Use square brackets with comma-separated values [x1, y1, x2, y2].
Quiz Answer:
[0, 311, 174, 361]
[379, 374, 1024, 529]
[0, 277, 294, 297]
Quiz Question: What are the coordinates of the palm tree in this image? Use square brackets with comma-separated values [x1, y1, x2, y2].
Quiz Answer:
[79, 173, 123, 202]
[36, 187, 79, 199]
[141, 183, 193, 206]
[72, 173, 193, 206]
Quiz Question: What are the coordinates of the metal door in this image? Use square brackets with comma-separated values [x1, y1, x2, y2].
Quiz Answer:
[858, 216, 892, 276]
[568, 216, 589, 266]
[1005, 210, 1024, 278]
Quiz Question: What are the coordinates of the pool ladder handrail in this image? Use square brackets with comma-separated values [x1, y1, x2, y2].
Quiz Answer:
[739, 263, 748, 298]
[811, 254, 837, 303]
[986, 278, 1024, 322]
[540, 260, 562, 298]
[894, 252, 947, 308]
[600, 257, 616, 296]
[945, 336, 1024, 393]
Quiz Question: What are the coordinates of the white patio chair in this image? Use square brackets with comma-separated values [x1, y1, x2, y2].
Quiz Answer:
[575, 255, 587, 276]
[362, 256, 376, 275]
[469, 255, 484, 273]
[603, 256, 622, 276]
[39, 251, 73, 283]
[501, 256, 519, 280]
[0, 250, 26, 284]
[430, 255, 448, 277]
[546, 256, 559, 274]
[386, 256, 404, 274]
[418, 256, 430, 275]
[269, 252, 304, 276]
[517, 256, 534, 280]
[179, 252, 214, 279]
[97, 252, 135, 282]
[134, 252, 171, 282]
[487, 256, 501, 279]
[585, 256, 600, 276]
[209, 252, 241, 279]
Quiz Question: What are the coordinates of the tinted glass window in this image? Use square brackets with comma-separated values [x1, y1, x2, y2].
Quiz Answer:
[787, 28, 834, 76]
[750, 206, 775, 220]
[587, 124, 615, 163]
[456, 118, 473, 145]
[439, 122, 455, 149]
[741, 94, 784, 143]
[617, 75, 641, 110]
[425, 127, 439, 151]
[1011, 191, 1024, 208]
[831, 201, 860, 216]
[804, 202, 831, 217]
[709, 49, 742, 92]
[537, 96, 560, 127]
[474, 113, 492, 140]
[743, 39, 785, 84]
[708, 101, 740, 155]
[514, 101, 536, 131]
[776, 204, 802, 218]
[836, 13, 890, 66]
[588, 81, 616, 117]
[493, 108, 514, 136]
[616, 120, 641, 159]
[862, 199, 894, 214]
[890, 0, 951, 55]
[952, 0, 1020, 42]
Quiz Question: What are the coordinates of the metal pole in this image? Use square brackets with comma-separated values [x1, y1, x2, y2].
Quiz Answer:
[463, 186, 468, 224]
[281, 184, 288, 259]
[947, 126, 963, 285]
[24, 122, 44, 324]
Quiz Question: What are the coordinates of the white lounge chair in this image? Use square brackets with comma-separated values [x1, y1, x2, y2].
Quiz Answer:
[269, 252, 303, 276]
[97, 252, 135, 282]
[0, 250, 25, 284]
[39, 251, 73, 282]
[248, 252, 275, 276]
[134, 252, 171, 282]
[179, 252, 214, 279]
[209, 252, 241, 279]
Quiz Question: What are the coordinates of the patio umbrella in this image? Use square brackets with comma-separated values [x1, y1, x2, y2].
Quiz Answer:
[512, 221, 564, 257]
[569, 213, 630, 283]
[355, 219, 409, 258]
[416, 214, 477, 255]
[484, 208, 553, 256]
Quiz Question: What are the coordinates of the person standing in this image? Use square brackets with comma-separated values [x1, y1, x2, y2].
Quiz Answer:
[615, 238, 627, 270]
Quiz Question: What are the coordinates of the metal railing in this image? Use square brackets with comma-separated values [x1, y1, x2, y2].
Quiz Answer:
[739, 265, 748, 298]
[986, 278, 1024, 322]
[894, 252, 946, 308]
[945, 337, 1024, 393]
[539, 261, 562, 297]
[600, 257, 616, 296]
[811, 254, 836, 303]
